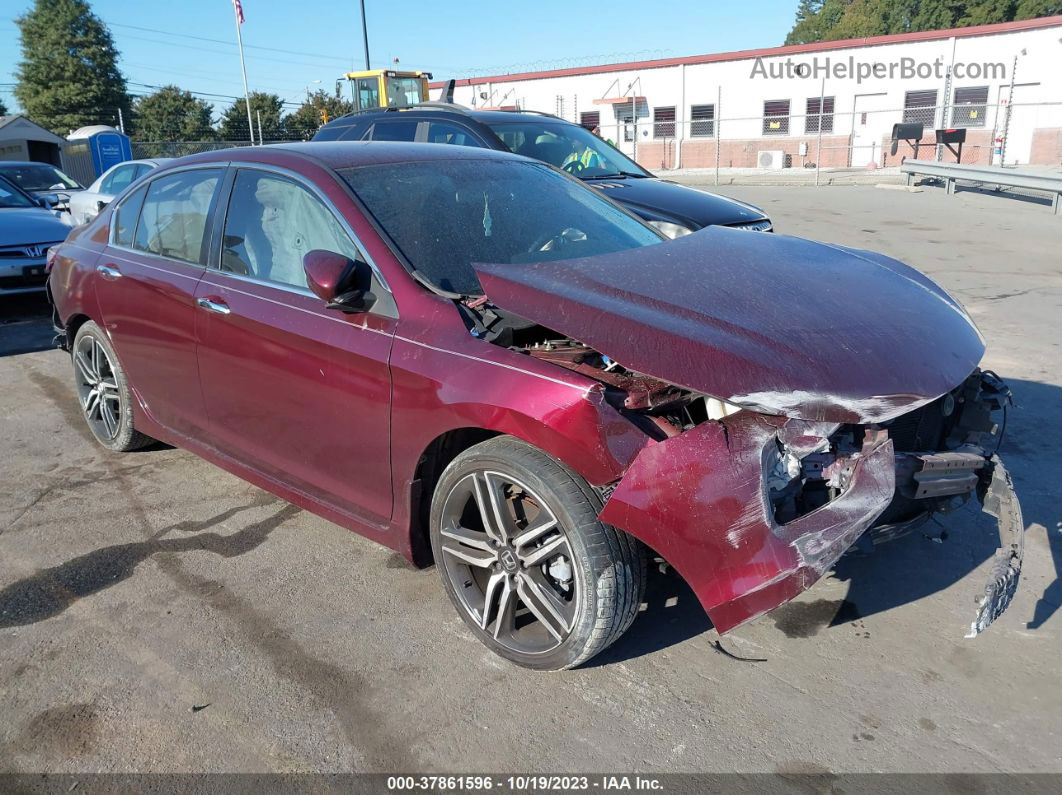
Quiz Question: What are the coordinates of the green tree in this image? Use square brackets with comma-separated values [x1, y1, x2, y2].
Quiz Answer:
[0, 97, 8, 116]
[218, 92, 284, 141]
[284, 90, 353, 140]
[14, 0, 130, 134]
[1015, 0, 1062, 17]
[784, 0, 1057, 43]
[131, 85, 215, 142]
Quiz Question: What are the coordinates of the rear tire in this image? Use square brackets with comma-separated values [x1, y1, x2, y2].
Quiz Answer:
[429, 435, 645, 670]
[71, 321, 154, 452]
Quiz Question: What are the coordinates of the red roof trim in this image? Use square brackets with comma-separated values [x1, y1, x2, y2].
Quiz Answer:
[429, 15, 1062, 88]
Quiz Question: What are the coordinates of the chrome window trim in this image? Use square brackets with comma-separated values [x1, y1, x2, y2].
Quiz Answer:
[216, 162, 392, 295]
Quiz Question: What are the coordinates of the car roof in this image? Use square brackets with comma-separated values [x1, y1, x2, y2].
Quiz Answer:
[177, 141, 533, 171]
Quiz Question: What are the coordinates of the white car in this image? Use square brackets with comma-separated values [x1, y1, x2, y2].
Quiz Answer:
[68, 158, 172, 225]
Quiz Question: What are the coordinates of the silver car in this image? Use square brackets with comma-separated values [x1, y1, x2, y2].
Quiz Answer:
[0, 176, 71, 296]
[67, 158, 172, 225]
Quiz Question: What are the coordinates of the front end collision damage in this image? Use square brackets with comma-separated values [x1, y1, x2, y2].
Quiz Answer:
[599, 412, 897, 633]
[594, 372, 1024, 637]
[470, 231, 1024, 637]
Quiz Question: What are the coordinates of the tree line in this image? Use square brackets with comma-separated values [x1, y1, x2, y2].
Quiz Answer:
[786, 0, 1060, 45]
[11, 0, 351, 141]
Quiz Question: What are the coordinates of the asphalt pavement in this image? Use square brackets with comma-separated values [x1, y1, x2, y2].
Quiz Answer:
[1, 183, 1060, 775]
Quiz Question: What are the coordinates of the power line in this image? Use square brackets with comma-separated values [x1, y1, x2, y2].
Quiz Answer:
[104, 21, 352, 63]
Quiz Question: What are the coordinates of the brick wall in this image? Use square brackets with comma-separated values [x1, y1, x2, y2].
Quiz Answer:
[637, 135, 851, 170]
[880, 129, 994, 166]
[1030, 128, 1062, 167]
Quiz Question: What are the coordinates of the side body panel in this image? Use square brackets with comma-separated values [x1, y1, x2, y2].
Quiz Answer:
[194, 272, 397, 526]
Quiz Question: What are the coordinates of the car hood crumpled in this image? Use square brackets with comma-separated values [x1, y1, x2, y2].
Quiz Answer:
[473, 226, 985, 424]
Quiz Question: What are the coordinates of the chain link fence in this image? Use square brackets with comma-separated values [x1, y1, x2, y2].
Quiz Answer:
[561, 92, 1062, 184]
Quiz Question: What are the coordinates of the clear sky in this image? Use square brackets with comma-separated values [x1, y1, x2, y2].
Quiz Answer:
[0, 0, 797, 118]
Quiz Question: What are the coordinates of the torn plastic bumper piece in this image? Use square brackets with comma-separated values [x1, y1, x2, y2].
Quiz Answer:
[966, 455, 1024, 637]
[598, 412, 896, 634]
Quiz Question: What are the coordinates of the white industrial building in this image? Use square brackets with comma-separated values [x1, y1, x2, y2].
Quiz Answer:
[435, 15, 1062, 170]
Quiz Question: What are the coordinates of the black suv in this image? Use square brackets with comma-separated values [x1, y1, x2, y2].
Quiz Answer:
[313, 105, 771, 236]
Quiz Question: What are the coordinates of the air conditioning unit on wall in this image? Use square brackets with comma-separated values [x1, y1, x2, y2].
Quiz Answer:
[757, 150, 785, 169]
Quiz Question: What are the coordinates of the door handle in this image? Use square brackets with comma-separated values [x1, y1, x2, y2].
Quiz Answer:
[96, 264, 122, 280]
[196, 297, 231, 315]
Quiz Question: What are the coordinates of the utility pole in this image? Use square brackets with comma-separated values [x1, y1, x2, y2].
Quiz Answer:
[359, 0, 370, 70]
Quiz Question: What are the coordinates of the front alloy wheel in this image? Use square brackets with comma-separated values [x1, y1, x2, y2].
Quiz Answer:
[430, 436, 645, 670]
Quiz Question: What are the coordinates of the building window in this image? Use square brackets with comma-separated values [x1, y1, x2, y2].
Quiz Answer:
[903, 90, 937, 127]
[653, 106, 676, 138]
[951, 86, 988, 128]
[579, 111, 600, 131]
[763, 99, 790, 135]
[805, 96, 834, 134]
[690, 104, 715, 137]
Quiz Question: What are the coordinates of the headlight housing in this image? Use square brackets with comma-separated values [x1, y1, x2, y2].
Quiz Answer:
[649, 220, 694, 239]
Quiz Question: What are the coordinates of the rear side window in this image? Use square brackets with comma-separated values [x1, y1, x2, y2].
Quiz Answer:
[101, 164, 138, 195]
[370, 120, 419, 141]
[113, 184, 148, 247]
[425, 121, 483, 148]
[133, 169, 220, 265]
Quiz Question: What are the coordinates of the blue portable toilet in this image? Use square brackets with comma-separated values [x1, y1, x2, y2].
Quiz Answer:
[63, 125, 133, 186]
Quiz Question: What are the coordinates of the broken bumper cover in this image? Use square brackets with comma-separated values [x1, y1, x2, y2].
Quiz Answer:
[599, 412, 896, 634]
[967, 455, 1024, 637]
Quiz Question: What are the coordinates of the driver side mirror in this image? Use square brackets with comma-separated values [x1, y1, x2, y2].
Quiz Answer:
[37, 193, 61, 209]
[303, 249, 377, 313]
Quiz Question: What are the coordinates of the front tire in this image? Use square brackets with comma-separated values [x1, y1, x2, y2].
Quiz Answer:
[71, 321, 154, 452]
[429, 436, 645, 670]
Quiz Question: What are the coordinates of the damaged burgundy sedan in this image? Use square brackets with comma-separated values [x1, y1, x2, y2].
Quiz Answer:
[48, 142, 1023, 670]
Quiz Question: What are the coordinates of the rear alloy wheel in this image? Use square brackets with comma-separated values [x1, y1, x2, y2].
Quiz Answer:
[430, 436, 645, 670]
[71, 321, 154, 452]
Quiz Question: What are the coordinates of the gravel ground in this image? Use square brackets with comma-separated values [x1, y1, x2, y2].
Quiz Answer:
[0, 183, 1060, 776]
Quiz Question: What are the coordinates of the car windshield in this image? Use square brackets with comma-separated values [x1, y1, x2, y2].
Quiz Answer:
[486, 121, 650, 179]
[0, 177, 36, 208]
[385, 77, 423, 108]
[0, 163, 82, 191]
[340, 158, 663, 295]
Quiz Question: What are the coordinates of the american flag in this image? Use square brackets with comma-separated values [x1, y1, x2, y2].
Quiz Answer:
[232, 0, 245, 24]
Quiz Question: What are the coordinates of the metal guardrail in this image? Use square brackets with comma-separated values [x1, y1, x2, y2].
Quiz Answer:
[900, 159, 1062, 215]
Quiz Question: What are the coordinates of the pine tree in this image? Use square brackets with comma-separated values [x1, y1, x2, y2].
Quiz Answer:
[1015, 0, 1062, 17]
[14, 0, 130, 134]
[0, 98, 8, 116]
[783, 0, 1058, 43]
[131, 86, 215, 142]
[218, 92, 284, 141]
[284, 90, 354, 140]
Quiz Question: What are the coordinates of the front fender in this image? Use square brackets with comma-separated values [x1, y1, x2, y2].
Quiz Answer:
[598, 412, 895, 633]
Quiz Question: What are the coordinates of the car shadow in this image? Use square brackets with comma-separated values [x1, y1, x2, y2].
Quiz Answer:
[598, 376, 1061, 663]
[0, 293, 55, 357]
[0, 498, 295, 629]
[915, 177, 1057, 210]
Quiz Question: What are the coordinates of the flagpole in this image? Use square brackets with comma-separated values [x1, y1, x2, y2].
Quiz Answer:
[232, 1, 255, 144]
